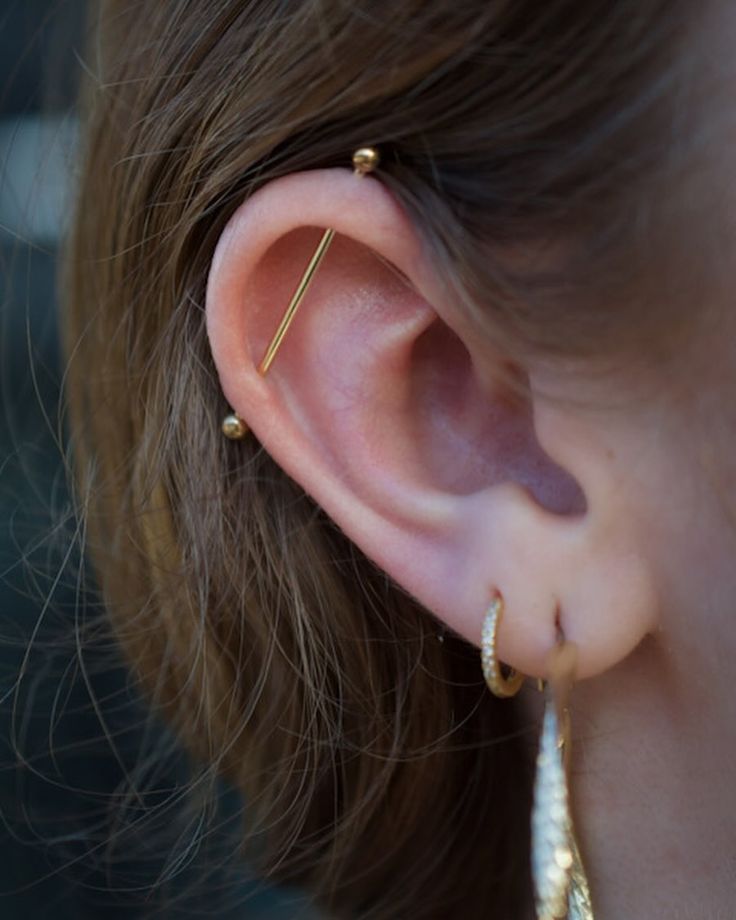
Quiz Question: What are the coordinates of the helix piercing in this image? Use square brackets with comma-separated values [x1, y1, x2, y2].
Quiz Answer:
[222, 146, 381, 439]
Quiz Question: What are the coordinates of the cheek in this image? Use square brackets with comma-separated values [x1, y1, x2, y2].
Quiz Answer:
[664, 306, 736, 594]
[623, 402, 736, 640]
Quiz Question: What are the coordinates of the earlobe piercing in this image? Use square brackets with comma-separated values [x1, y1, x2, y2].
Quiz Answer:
[221, 146, 381, 440]
[479, 594, 594, 918]
[481, 591, 527, 698]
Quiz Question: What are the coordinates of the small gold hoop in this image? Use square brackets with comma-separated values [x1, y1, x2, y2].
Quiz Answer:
[481, 593, 526, 698]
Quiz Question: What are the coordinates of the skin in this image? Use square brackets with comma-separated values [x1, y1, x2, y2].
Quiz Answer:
[204, 114, 736, 918]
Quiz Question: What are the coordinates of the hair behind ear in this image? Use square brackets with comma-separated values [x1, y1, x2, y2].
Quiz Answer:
[84, 389, 533, 916]
[64, 199, 532, 914]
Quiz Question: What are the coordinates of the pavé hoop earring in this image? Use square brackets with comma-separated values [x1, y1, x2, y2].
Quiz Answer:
[532, 634, 594, 920]
[222, 146, 381, 440]
[480, 591, 526, 698]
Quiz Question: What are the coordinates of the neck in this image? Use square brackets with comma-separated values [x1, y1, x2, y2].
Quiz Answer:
[566, 633, 736, 919]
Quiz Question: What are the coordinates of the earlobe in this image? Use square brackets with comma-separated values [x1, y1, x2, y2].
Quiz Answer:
[205, 162, 659, 687]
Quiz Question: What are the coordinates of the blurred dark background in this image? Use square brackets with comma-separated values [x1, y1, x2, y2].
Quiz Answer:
[0, 3, 318, 917]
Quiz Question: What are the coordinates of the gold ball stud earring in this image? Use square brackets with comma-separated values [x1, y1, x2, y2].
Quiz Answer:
[352, 146, 380, 175]
[221, 411, 248, 440]
[481, 592, 526, 698]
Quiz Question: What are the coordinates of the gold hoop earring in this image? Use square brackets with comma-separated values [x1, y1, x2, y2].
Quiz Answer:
[221, 146, 381, 439]
[532, 636, 594, 920]
[480, 592, 526, 698]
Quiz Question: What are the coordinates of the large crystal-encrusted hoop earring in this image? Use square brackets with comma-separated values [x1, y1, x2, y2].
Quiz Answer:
[532, 635, 594, 920]
[480, 592, 526, 698]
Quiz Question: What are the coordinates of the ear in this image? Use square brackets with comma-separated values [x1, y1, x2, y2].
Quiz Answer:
[205, 166, 658, 681]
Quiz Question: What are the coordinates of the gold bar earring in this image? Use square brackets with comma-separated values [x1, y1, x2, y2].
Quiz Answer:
[222, 146, 381, 440]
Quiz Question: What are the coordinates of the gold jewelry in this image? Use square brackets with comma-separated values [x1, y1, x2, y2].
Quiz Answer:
[532, 636, 594, 920]
[222, 146, 381, 439]
[221, 411, 248, 440]
[480, 592, 526, 698]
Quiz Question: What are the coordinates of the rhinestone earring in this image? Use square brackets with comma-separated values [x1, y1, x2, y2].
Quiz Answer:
[480, 591, 527, 698]
[532, 636, 594, 920]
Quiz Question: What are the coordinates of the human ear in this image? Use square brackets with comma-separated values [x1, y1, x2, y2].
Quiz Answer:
[205, 166, 658, 681]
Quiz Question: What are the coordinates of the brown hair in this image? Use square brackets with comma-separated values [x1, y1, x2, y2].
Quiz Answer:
[62, 1, 706, 916]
